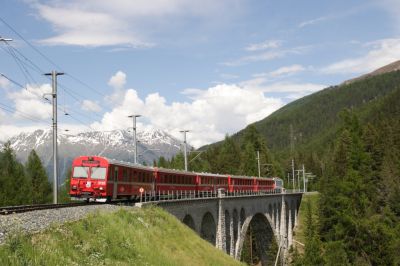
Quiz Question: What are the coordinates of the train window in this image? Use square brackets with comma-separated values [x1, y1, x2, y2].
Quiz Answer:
[91, 167, 106, 179]
[73, 167, 89, 178]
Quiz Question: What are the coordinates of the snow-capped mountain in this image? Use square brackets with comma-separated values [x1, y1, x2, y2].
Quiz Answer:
[6, 128, 184, 183]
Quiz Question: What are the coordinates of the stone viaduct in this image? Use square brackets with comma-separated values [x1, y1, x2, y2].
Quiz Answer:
[139, 190, 302, 264]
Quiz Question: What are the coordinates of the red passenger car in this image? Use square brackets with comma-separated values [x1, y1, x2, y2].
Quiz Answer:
[69, 155, 278, 201]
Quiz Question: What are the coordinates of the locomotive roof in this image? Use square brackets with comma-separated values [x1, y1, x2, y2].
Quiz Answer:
[80, 156, 276, 181]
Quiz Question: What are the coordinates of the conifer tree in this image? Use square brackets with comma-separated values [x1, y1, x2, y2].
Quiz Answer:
[25, 149, 52, 204]
[157, 156, 168, 168]
[0, 142, 30, 206]
[217, 135, 240, 175]
[59, 167, 72, 203]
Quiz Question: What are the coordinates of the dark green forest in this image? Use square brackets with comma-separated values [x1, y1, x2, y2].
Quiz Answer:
[0, 143, 57, 207]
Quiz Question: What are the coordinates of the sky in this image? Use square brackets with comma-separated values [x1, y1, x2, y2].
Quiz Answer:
[1, 0, 400, 148]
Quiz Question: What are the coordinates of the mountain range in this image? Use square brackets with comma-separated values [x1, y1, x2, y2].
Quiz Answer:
[4, 128, 183, 183]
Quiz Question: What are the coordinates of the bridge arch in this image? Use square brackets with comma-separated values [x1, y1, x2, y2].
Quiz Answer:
[235, 212, 277, 264]
[182, 214, 195, 231]
[200, 212, 216, 245]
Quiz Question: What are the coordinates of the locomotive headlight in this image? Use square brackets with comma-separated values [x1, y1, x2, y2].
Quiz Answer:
[72, 185, 77, 190]
[99, 187, 104, 191]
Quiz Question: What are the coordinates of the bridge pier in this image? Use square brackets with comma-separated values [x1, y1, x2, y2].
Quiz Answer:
[216, 189, 226, 252]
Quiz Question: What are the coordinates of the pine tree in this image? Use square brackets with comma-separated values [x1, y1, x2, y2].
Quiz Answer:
[240, 142, 258, 176]
[0, 142, 31, 206]
[25, 149, 52, 204]
[217, 135, 240, 175]
[302, 200, 323, 265]
[59, 167, 72, 203]
[157, 156, 168, 168]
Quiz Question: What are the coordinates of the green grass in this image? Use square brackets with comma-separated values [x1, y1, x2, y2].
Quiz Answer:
[0, 206, 243, 266]
[293, 192, 319, 251]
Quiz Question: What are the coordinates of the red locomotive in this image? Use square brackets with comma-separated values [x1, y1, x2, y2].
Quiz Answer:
[69, 156, 283, 201]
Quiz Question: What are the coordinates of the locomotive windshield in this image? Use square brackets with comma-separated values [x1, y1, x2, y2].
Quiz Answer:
[91, 167, 106, 179]
[73, 166, 89, 178]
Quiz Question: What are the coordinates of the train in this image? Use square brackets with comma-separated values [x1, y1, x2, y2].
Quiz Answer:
[69, 156, 284, 202]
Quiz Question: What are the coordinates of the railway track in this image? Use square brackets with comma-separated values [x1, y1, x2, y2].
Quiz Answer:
[0, 202, 103, 215]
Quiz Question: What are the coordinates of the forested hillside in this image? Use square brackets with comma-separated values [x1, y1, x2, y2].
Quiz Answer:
[161, 69, 400, 265]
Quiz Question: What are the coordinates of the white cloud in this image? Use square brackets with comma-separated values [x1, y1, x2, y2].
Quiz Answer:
[269, 65, 306, 77]
[91, 75, 284, 147]
[7, 84, 52, 120]
[245, 40, 282, 51]
[254, 64, 306, 78]
[106, 71, 128, 105]
[298, 16, 328, 28]
[31, 0, 243, 47]
[224, 46, 309, 66]
[108, 71, 126, 89]
[82, 100, 101, 113]
[322, 38, 400, 74]
[241, 78, 326, 95]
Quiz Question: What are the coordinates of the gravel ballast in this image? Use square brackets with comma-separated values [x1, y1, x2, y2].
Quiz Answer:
[0, 204, 129, 244]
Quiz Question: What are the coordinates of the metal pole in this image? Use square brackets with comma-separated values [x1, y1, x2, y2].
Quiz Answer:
[180, 130, 189, 171]
[128, 115, 141, 164]
[133, 115, 137, 164]
[302, 164, 306, 192]
[257, 150, 261, 178]
[45, 71, 63, 204]
[292, 159, 295, 190]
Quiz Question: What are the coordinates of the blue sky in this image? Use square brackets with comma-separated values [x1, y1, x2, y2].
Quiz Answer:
[1, 0, 400, 147]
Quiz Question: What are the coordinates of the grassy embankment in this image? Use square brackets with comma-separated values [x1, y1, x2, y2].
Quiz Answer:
[0, 206, 243, 266]
[292, 192, 319, 253]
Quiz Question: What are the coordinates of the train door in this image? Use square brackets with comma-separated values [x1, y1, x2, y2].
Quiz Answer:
[113, 167, 119, 199]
